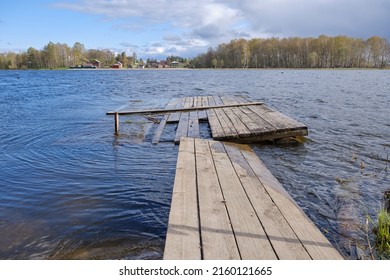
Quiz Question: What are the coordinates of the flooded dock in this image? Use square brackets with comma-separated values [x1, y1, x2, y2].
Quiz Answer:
[107, 95, 342, 260]
[106, 95, 308, 144]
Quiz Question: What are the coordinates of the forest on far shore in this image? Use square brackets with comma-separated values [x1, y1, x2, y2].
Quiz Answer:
[192, 35, 390, 69]
[1, 35, 389, 69]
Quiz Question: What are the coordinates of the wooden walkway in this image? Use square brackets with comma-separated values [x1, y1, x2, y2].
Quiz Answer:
[164, 137, 344, 260]
[107, 95, 308, 144]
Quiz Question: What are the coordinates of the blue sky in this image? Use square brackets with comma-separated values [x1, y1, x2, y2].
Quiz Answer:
[1, 0, 390, 59]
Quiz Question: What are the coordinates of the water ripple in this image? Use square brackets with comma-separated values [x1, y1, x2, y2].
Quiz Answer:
[1, 69, 389, 259]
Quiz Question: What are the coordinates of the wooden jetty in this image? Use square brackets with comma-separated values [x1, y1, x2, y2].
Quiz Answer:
[164, 137, 344, 260]
[106, 95, 342, 259]
[106, 95, 308, 144]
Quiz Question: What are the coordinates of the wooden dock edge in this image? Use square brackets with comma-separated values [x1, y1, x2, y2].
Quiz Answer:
[164, 137, 344, 260]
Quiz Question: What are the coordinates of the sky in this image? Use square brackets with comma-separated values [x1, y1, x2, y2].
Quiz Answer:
[1, 0, 390, 59]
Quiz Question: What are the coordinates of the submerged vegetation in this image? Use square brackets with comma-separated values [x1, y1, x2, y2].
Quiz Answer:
[334, 149, 389, 259]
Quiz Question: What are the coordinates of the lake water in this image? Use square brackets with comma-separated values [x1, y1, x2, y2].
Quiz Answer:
[0, 69, 389, 259]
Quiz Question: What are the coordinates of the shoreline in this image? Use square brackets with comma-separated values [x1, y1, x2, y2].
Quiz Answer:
[2, 67, 389, 71]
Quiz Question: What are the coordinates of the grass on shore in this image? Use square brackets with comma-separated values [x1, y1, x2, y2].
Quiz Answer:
[374, 208, 390, 258]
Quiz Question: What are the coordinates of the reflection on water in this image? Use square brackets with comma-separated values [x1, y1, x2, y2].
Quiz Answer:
[0, 69, 389, 259]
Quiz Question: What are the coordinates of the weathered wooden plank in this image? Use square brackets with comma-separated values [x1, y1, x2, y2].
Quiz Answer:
[106, 101, 263, 115]
[194, 96, 201, 107]
[188, 111, 200, 138]
[219, 95, 242, 105]
[184, 97, 194, 108]
[230, 106, 263, 135]
[223, 142, 312, 260]
[222, 107, 252, 138]
[168, 97, 186, 122]
[248, 105, 307, 133]
[226, 129, 309, 144]
[214, 108, 239, 139]
[240, 105, 277, 134]
[240, 148, 344, 260]
[220, 96, 263, 135]
[197, 96, 208, 120]
[164, 138, 201, 260]
[165, 97, 180, 108]
[207, 109, 225, 139]
[201, 96, 211, 107]
[207, 96, 216, 106]
[230, 95, 251, 104]
[206, 96, 224, 139]
[195, 138, 240, 259]
[263, 106, 307, 131]
[174, 112, 189, 144]
[151, 115, 168, 144]
[209, 140, 277, 259]
[209, 96, 241, 139]
[219, 96, 252, 138]
[212, 95, 224, 105]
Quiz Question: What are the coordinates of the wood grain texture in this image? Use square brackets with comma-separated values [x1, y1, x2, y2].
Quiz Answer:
[164, 137, 201, 259]
[195, 138, 240, 259]
[209, 140, 277, 259]
[223, 142, 312, 259]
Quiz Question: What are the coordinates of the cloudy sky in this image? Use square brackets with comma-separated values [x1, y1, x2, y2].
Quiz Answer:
[1, 0, 389, 59]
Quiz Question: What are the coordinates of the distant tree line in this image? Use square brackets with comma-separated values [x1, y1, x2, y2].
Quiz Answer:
[0, 41, 138, 69]
[190, 35, 390, 69]
[2, 36, 390, 70]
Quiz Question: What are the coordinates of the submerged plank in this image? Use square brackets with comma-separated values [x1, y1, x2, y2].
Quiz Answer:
[152, 98, 179, 144]
[164, 138, 201, 259]
[151, 115, 168, 144]
[174, 112, 189, 144]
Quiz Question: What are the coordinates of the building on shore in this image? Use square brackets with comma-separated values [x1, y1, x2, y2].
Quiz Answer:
[111, 61, 123, 68]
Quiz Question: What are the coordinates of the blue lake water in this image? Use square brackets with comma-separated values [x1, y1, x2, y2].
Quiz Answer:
[0, 69, 389, 259]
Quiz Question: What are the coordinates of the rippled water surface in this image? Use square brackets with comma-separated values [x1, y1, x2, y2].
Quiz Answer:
[0, 69, 389, 259]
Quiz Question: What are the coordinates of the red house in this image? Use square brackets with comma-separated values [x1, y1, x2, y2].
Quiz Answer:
[111, 61, 123, 68]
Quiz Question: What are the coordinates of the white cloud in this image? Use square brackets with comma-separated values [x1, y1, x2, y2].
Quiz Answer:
[53, 0, 390, 57]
